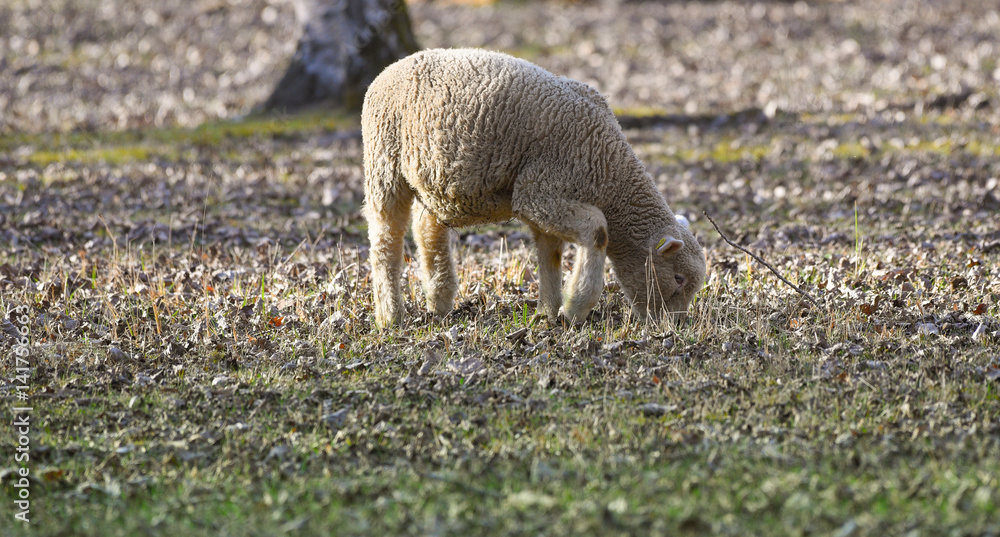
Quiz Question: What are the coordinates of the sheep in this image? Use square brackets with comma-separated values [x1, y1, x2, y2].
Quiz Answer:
[362, 48, 706, 327]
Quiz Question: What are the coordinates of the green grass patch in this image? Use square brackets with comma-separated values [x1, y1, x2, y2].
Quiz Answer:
[1, 108, 359, 166]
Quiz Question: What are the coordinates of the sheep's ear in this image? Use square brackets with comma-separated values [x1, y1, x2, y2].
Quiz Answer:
[675, 214, 690, 229]
[656, 236, 684, 255]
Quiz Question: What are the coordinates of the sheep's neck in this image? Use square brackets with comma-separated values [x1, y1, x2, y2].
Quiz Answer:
[599, 172, 673, 263]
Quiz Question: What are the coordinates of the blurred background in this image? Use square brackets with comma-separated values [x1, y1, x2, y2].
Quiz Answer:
[2, 0, 998, 135]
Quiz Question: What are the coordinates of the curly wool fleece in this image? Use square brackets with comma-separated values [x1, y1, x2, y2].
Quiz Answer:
[362, 48, 706, 327]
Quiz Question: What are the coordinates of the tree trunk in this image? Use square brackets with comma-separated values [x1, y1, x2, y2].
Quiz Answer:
[264, 0, 419, 111]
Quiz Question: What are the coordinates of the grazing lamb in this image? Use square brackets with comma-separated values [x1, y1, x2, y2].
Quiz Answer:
[362, 48, 706, 327]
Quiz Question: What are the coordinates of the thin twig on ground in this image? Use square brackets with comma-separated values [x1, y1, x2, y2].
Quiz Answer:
[703, 212, 821, 308]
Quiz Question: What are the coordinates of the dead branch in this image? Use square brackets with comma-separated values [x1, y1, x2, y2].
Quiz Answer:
[703, 212, 821, 308]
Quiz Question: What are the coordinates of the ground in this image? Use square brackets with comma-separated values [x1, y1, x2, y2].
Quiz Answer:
[1, 0, 999, 535]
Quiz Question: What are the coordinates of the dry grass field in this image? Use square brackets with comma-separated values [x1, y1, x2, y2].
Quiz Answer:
[2, 1, 999, 535]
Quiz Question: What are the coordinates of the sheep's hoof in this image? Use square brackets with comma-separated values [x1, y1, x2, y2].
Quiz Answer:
[557, 306, 589, 326]
[373, 306, 405, 329]
[426, 299, 454, 317]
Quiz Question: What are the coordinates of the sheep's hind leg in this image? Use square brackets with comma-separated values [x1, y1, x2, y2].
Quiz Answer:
[364, 188, 414, 328]
[514, 196, 608, 324]
[413, 203, 457, 316]
[531, 228, 564, 320]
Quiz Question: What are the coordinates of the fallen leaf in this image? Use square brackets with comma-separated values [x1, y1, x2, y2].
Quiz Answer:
[986, 366, 1000, 382]
[449, 357, 484, 377]
[279, 517, 310, 533]
[418, 349, 441, 376]
[916, 323, 939, 335]
[322, 408, 350, 429]
[972, 323, 987, 341]
[41, 468, 66, 481]
[900, 282, 915, 297]
[265, 445, 291, 460]
[506, 490, 556, 509]
[211, 375, 232, 386]
[505, 327, 529, 342]
[343, 360, 367, 371]
[639, 403, 677, 416]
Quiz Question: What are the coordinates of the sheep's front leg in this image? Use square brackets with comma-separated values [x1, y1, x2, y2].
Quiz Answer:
[560, 233, 606, 323]
[531, 228, 564, 319]
[364, 189, 414, 328]
[514, 192, 608, 323]
[413, 203, 457, 315]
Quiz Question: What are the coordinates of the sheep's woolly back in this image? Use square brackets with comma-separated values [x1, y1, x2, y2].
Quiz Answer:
[362, 49, 672, 247]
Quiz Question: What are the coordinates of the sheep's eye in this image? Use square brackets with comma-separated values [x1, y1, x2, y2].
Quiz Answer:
[674, 274, 685, 287]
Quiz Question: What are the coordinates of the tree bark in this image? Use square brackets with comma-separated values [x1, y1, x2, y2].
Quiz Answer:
[264, 0, 419, 111]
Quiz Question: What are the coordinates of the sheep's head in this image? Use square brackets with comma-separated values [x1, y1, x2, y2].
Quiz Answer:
[615, 215, 707, 323]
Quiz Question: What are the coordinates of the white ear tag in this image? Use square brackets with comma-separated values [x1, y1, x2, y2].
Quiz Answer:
[675, 214, 690, 229]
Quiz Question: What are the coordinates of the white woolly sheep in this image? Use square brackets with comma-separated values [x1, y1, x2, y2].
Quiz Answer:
[362, 48, 706, 327]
